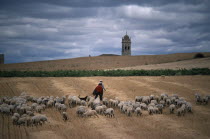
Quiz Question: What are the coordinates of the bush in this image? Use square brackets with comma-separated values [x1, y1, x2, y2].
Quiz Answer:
[194, 53, 205, 59]
[0, 68, 210, 77]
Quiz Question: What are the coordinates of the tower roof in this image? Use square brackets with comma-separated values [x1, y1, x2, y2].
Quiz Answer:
[123, 34, 130, 40]
[123, 31, 130, 40]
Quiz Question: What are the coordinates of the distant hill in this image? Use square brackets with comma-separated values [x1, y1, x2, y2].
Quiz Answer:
[0, 52, 210, 71]
[99, 54, 120, 56]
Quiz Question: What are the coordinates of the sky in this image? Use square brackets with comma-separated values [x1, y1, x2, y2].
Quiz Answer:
[0, 0, 210, 63]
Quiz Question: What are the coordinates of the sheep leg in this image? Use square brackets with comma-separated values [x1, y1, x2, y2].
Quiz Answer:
[112, 114, 115, 118]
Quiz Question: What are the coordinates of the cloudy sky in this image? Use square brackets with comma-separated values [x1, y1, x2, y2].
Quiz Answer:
[0, 0, 210, 63]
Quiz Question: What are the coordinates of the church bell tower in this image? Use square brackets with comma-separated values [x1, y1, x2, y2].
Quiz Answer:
[122, 32, 131, 56]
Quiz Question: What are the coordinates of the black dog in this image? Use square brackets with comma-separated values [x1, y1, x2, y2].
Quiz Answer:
[78, 95, 88, 101]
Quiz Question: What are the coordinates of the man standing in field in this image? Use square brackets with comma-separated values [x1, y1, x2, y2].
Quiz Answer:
[94, 82, 103, 101]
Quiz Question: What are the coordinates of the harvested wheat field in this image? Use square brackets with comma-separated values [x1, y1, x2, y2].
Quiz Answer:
[116, 57, 210, 70]
[1, 52, 210, 71]
[0, 76, 210, 139]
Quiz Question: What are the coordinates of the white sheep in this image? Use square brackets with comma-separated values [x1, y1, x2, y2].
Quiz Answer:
[37, 98, 43, 104]
[17, 117, 27, 126]
[118, 102, 124, 111]
[16, 114, 32, 126]
[148, 106, 154, 115]
[26, 111, 34, 116]
[122, 105, 129, 113]
[135, 96, 143, 102]
[154, 107, 160, 114]
[172, 94, 179, 99]
[76, 106, 87, 117]
[142, 96, 150, 104]
[11, 115, 19, 124]
[161, 93, 168, 100]
[86, 96, 93, 102]
[154, 95, 160, 102]
[150, 95, 155, 100]
[25, 116, 32, 126]
[112, 100, 119, 107]
[13, 113, 20, 118]
[62, 112, 69, 121]
[170, 97, 176, 104]
[159, 100, 165, 106]
[91, 98, 101, 110]
[169, 104, 175, 114]
[109, 99, 114, 107]
[140, 103, 147, 110]
[156, 104, 163, 114]
[148, 106, 159, 115]
[151, 100, 157, 105]
[8, 105, 15, 113]
[31, 103, 38, 110]
[83, 110, 99, 118]
[177, 107, 185, 116]
[38, 114, 48, 123]
[32, 115, 48, 126]
[104, 108, 114, 118]
[186, 102, 192, 112]
[58, 104, 67, 112]
[135, 107, 142, 116]
[47, 100, 54, 108]
[68, 96, 81, 107]
[36, 105, 43, 113]
[163, 96, 168, 102]
[102, 105, 107, 111]
[202, 96, 208, 105]
[177, 104, 186, 116]
[80, 100, 87, 106]
[0, 106, 11, 115]
[132, 102, 141, 109]
[148, 103, 155, 107]
[166, 99, 172, 106]
[126, 106, 133, 116]
[95, 106, 104, 114]
[40, 104, 46, 110]
[54, 102, 60, 109]
[102, 98, 109, 106]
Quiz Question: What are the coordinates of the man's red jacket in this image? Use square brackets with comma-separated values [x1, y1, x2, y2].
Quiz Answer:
[95, 85, 103, 93]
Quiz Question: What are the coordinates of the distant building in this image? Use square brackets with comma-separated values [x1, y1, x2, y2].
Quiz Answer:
[122, 32, 131, 56]
[0, 54, 4, 64]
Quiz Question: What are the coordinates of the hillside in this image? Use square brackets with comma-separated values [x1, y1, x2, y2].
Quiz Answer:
[1, 52, 210, 71]
[115, 57, 210, 70]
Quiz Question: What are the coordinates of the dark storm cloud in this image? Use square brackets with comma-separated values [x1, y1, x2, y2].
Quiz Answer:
[0, 0, 210, 63]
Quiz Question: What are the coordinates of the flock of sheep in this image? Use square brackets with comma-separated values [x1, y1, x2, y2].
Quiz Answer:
[195, 93, 209, 105]
[0, 92, 209, 127]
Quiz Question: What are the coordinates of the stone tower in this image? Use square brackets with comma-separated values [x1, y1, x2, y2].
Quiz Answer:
[122, 32, 131, 56]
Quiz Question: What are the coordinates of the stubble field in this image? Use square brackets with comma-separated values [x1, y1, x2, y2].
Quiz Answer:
[0, 76, 210, 139]
[1, 52, 210, 71]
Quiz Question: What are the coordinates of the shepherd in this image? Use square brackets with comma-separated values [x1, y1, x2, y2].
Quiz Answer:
[93, 80, 106, 101]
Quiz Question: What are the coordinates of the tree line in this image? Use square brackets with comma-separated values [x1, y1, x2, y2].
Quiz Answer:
[0, 68, 210, 77]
